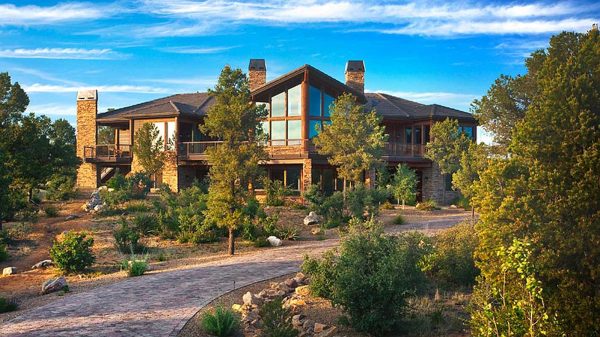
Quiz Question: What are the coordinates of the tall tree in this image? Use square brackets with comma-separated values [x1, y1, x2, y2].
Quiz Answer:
[202, 66, 267, 255]
[313, 93, 387, 193]
[390, 163, 417, 209]
[132, 123, 167, 178]
[425, 118, 471, 175]
[452, 142, 489, 218]
[470, 29, 600, 336]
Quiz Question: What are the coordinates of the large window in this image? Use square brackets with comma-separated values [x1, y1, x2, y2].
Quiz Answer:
[405, 127, 413, 144]
[459, 126, 474, 139]
[288, 120, 302, 144]
[270, 166, 301, 191]
[271, 92, 285, 117]
[309, 120, 321, 139]
[414, 126, 422, 145]
[288, 85, 301, 116]
[309, 86, 321, 117]
[323, 93, 334, 117]
[271, 120, 286, 145]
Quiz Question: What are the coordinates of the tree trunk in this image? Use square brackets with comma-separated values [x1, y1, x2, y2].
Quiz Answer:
[472, 205, 475, 220]
[343, 178, 347, 200]
[228, 227, 235, 256]
[402, 199, 405, 210]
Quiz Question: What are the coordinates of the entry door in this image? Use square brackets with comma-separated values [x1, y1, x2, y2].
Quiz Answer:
[415, 170, 423, 202]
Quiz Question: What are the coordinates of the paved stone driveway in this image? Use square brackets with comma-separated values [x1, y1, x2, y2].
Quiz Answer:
[0, 217, 466, 337]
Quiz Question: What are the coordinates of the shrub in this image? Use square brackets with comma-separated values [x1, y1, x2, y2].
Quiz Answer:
[253, 236, 270, 247]
[302, 221, 431, 335]
[121, 257, 148, 277]
[46, 173, 76, 201]
[380, 200, 395, 210]
[106, 172, 128, 190]
[133, 213, 158, 235]
[421, 222, 479, 287]
[276, 226, 299, 241]
[0, 243, 9, 262]
[0, 297, 17, 313]
[43, 204, 59, 217]
[259, 297, 299, 337]
[321, 191, 344, 227]
[346, 184, 389, 220]
[393, 214, 405, 225]
[103, 172, 152, 206]
[50, 231, 95, 273]
[113, 219, 143, 254]
[125, 201, 152, 213]
[416, 199, 440, 211]
[127, 173, 152, 199]
[303, 184, 325, 212]
[263, 178, 288, 206]
[201, 306, 240, 337]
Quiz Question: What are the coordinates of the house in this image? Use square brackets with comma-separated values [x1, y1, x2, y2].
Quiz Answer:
[76, 59, 477, 204]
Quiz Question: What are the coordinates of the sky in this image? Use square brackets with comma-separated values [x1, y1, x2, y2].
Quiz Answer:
[1, 0, 598, 144]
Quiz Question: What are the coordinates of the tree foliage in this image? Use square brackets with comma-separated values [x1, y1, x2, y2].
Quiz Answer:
[202, 66, 267, 255]
[390, 163, 417, 207]
[313, 93, 387, 186]
[132, 122, 167, 176]
[425, 118, 471, 175]
[470, 29, 600, 336]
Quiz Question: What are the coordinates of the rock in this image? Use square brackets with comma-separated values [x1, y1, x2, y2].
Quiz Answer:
[449, 204, 458, 209]
[266, 236, 282, 247]
[288, 298, 306, 307]
[243, 292, 264, 306]
[293, 272, 307, 285]
[41, 276, 68, 294]
[65, 214, 79, 221]
[32, 260, 53, 269]
[232, 304, 243, 312]
[302, 319, 315, 333]
[314, 323, 328, 333]
[295, 285, 310, 296]
[316, 326, 337, 337]
[85, 190, 103, 212]
[93, 204, 104, 212]
[310, 227, 324, 235]
[304, 211, 322, 226]
[3, 267, 16, 275]
[284, 278, 298, 288]
[292, 314, 305, 327]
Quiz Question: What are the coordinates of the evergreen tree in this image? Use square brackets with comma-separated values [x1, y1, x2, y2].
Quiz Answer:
[313, 93, 387, 193]
[470, 28, 600, 336]
[425, 118, 471, 175]
[202, 66, 267, 255]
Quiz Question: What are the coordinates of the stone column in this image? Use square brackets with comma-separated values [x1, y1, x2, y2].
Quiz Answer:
[301, 159, 312, 194]
[76, 90, 98, 190]
[248, 59, 266, 91]
[161, 151, 179, 192]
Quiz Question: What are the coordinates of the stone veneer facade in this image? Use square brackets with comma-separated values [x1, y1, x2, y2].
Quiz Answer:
[421, 162, 459, 205]
[75, 90, 98, 190]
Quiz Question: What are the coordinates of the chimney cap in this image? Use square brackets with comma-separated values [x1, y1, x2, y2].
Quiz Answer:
[77, 89, 97, 101]
[345, 60, 365, 73]
[249, 59, 266, 71]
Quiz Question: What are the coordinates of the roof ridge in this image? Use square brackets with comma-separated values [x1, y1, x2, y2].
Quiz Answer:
[121, 99, 177, 116]
[376, 93, 411, 117]
[168, 100, 181, 114]
[195, 94, 213, 113]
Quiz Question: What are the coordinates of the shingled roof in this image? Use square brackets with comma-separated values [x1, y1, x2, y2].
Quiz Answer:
[96, 93, 215, 122]
[366, 93, 476, 122]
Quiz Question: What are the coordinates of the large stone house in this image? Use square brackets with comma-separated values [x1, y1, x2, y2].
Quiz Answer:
[76, 59, 477, 204]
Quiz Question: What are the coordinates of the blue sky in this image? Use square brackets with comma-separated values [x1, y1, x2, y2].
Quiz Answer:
[1, 1, 598, 143]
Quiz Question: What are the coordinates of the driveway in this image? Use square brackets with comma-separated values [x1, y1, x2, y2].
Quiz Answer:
[0, 217, 467, 337]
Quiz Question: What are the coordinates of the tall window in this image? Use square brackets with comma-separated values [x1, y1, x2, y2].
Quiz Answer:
[459, 126, 474, 139]
[405, 127, 412, 144]
[271, 120, 286, 145]
[309, 86, 321, 117]
[288, 120, 302, 144]
[323, 93, 334, 117]
[309, 120, 321, 139]
[288, 85, 301, 116]
[414, 126, 422, 145]
[271, 92, 285, 117]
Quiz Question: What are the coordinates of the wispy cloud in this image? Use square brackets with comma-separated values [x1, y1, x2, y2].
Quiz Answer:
[160, 46, 238, 54]
[0, 48, 126, 60]
[0, 2, 111, 26]
[11, 67, 83, 86]
[26, 104, 76, 116]
[23, 84, 170, 94]
[133, 1, 598, 36]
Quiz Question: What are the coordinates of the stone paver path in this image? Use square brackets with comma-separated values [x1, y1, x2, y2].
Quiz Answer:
[0, 217, 467, 337]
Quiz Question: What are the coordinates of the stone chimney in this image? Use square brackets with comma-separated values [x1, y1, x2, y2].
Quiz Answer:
[248, 59, 266, 91]
[76, 89, 98, 190]
[345, 60, 365, 94]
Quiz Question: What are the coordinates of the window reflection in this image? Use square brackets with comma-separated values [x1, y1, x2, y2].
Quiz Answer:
[271, 92, 285, 117]
[271, 120, 285, 145]
[405, 127, 412, 144]
[288, 120, 302, 145]
[324, 94, 334, 117]
[309, 120, 321, 139]
[288, 85, 301, 116]
[309, 86, 321, 117]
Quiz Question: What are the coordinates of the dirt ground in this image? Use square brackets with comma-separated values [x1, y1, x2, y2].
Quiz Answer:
[0, 197, 471, 323]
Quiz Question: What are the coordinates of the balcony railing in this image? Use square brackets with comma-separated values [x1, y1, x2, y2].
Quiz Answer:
[83, 144, 132, 162]
[383, 143, 425, 158]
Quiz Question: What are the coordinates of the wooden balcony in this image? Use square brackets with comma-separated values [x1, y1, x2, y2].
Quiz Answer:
[83, 144, 132, 163]
[383, 143, 426, 159]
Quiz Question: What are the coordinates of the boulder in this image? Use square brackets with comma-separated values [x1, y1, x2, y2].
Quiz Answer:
[303, 211, 322, 226]
[293, 272, 307, 285]
[292, 314, 305, 327]
[266, 236, 282, 247]
[85, 191, 103, 212]
[284, 278, 298, 289]
[2, 267, 16, 275]
[93, 204, 104, 212]
[41, 276, 68, 295]
[231, 304, 243, 312]
[295, 285, 310, 296]
[32, 260, 53, 269]
[243, 292, 263, 306]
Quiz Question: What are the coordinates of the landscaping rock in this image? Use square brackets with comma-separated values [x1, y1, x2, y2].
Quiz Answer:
[292, 314, 305, 327]
[310, 227, 324, 235]
[85, 191, 103, 212]
[93, 204, 104, 212]
[41, 276, 68, 295]
[293, 272, 307, 285]
[231, 304, 243, 312]
[3, 267, 16, 275]
[295, 285, 310, 296]
[303, 211, 322, 226]
[243, 292, 264, 306]
[284, 278, 298, 288]
[32, 260, 53, 269]
[266, 236, 282, 247]
[314, 323, 328, 333]
[316, 326, 337, 337]
[302, 319, 315, 333]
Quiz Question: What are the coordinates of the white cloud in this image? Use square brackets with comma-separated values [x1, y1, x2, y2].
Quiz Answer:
[26, 104, 76, 116]
[23, 84, 170, 94]
[0, 3, 110, 26]
[0, 48, 125, 60]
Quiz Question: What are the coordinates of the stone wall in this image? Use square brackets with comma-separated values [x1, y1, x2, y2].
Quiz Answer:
[162, 151, 179, 192]
[267, 145, 305, 158]
[421, 163, 459, 205]
[249, 70, 266, 91]
[301, 159, 312, 193]
[75, 90, 98, 190]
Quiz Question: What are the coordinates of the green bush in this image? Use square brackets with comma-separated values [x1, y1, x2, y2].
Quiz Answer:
[103, 172, 152, 206]
[46, 173, 76, 201]
[302, 221, 431, 335]
[346, 184, 389, 219]
[263, 178, 288, 206]
[416, 199, 440, 211]
[127, 173, 152, 199]
[0, 243, 9, 262]
[201, 306, 240, 337]
[43, 204, 59, 217]
[393, 214, 405, 225]
[421, 222, 479, 287]
[133, 213, 158, 235]
[0, 297, 18, 313]
[113, 219, 143, 254]
[259, 297, 299, 337]
[50, 231, 95, 273]
[106, 172, 128, 190]
[121, 257, 148, 277]
[125, 201, 152, 213]
[321, 191, 344, 227]
[253, 236, 270, 247]
[380, 200, 395, 210]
